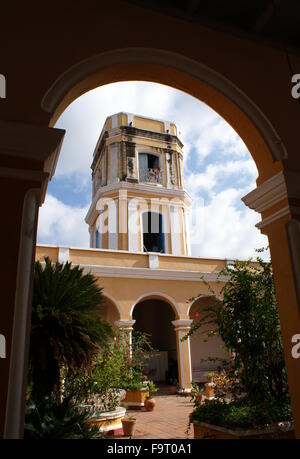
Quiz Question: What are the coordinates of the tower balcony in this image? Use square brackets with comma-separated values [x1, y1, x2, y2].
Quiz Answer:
[139, 168, 163, 185]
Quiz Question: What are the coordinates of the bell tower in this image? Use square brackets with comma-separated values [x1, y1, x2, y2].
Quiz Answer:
[85, 112, 192, 256]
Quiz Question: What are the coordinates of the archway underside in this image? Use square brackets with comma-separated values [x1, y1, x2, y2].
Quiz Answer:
[48, 61, 283, 185]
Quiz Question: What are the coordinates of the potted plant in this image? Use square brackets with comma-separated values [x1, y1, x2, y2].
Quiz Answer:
[144, 380, 157, 411]
[123, 378, 149, 408]
[169, 378, 178, 395]
[204, 372, 216, 399]
[190, 381, 203, 405]
[120, 331, 156, 407]
[204, 371, 215, 383]
[121, 413, 136, 437]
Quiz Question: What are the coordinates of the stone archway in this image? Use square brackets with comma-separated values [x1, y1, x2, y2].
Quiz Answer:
[1, 39, 300, 438]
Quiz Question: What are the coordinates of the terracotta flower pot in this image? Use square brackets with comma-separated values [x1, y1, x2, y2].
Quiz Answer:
[195, 392, 203, 404]
[205, 382, 215, 399]
[144, 397, 156, 411]
[169, 386, 177, 395]
[122, 418, 136, 437]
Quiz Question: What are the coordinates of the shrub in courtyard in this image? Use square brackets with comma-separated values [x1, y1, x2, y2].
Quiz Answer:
[29, 257, 113, 402]
[184, 250, 289, 405]
[63, 331, 156, 413]
[24, 393, 103, 439]
[190, 398, 292, 430]
[65, 339, 126, 413]
[118, 331, 157, 390]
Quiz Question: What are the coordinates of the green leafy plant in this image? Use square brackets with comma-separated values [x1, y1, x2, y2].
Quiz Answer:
[184, 250, 289, 405]
[29, 257, 113, 402]
[190, 398, 292, 429]
[116, 331, 157, 391]
[191, 380, 201, 393]
[24, 393, 103, 439]
[147, 380, 158, 398]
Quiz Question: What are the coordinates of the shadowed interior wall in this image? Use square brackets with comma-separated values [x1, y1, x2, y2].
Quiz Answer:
[189, 297, 228, 380]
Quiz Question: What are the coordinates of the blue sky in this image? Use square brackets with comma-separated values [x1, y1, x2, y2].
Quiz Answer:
[37, 81, 269, 260]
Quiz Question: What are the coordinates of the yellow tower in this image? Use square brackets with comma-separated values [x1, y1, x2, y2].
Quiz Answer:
[36, 112, 229, 393]
[85, 112, 192, 255]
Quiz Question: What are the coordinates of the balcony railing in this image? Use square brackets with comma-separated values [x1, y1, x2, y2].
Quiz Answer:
[140, 168, 163, 184]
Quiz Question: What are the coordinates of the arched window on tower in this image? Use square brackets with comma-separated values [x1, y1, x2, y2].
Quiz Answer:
[142, 212, 165, 253]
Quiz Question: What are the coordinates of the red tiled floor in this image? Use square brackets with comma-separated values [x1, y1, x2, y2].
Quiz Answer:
[117, 385, 194, 439]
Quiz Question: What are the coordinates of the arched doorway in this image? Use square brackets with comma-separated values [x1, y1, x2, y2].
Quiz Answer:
[189, 296, 228, 383]
[132, 297, 177, 384]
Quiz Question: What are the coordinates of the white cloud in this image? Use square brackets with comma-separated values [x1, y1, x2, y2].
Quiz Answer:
[190, 188, 269, 260]
[37, 194, 89, 247]
[39, 81, 267, 261]
[185, 159, 258, 196]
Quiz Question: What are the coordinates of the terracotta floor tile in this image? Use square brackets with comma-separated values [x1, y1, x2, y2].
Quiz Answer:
[116, 385, 194, 439]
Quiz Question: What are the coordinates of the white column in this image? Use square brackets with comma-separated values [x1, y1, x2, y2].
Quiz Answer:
[148, 253, 159, 269]
[114, 319, 136, 332]
[58, 246, 69, 264]
[88, 226, 94, 248]
[166, 152, 171, 188]
[184, 207, 192, 256]
[114, 319, 136, 350]
[170, 204, 181, 255]
[4, 189, 41, 438]
[96, 214, 103, 249]
[128, 200, 139, 252]
[172, 319, 193, 392]
[108, 199, 118, 250]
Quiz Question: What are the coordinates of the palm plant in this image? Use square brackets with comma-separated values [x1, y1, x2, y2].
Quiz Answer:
[29, 256, 113, 402]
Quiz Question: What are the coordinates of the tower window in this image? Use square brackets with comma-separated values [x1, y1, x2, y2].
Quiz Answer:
[139, 153, 161, 184]
[142, 212, 165, 253]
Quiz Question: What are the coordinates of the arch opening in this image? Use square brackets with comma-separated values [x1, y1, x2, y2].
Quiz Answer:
[132, 298, 178, 384]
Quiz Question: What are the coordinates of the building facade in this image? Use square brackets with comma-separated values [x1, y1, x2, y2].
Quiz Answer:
[36, 112, 229, 391]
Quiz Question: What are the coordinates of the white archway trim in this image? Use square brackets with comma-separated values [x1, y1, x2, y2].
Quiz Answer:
[102, 291, 123, 319]
[130, 291, 181, 318]
[41, 47, 286, 162]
